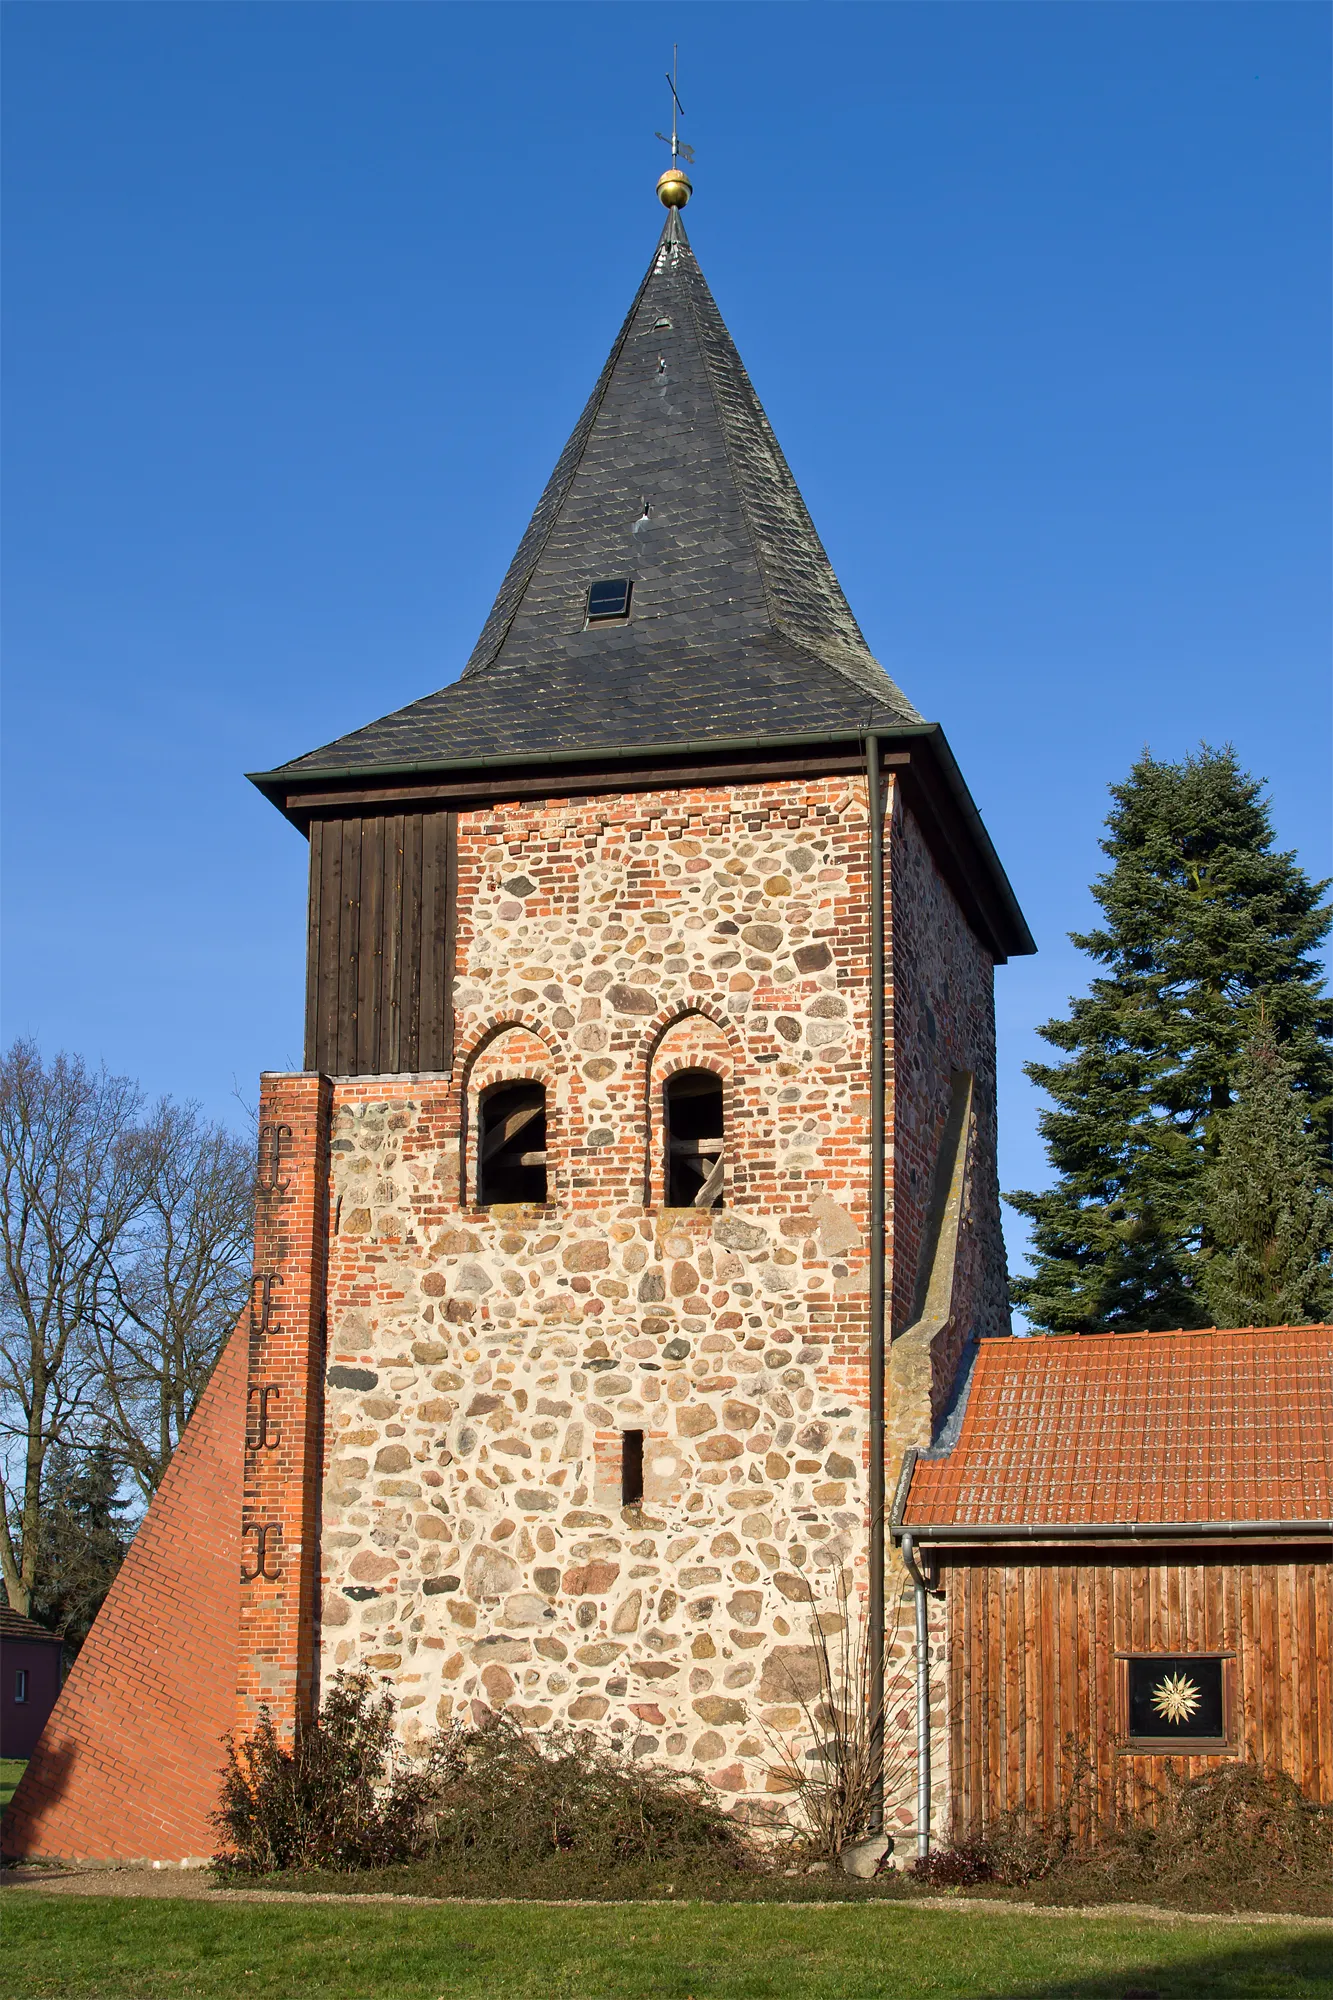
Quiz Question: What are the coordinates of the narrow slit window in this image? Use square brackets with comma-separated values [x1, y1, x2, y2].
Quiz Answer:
[621, 1430, 644, 1507]
[15, 1669, 29, 1703]
[587, 578, 632, 622]
[478, 1082, 547, 1205]
[665, 1069, 724, 1208]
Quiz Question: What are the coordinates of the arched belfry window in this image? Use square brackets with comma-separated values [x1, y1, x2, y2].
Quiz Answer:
[664, 1070, 724, 1209]
[478, 1082, 547, 1205]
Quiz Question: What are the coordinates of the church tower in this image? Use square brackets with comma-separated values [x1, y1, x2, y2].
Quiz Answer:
[4, 172, 1033, 1863]
[240, 177, 1032, 1822]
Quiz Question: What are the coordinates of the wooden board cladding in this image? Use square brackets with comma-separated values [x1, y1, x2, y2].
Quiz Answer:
[305, 812, 455, 1076]
[942, 1549, 1333, 1838]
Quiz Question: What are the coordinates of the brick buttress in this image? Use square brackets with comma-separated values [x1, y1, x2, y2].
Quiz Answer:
[238, 1073, 332, 1736]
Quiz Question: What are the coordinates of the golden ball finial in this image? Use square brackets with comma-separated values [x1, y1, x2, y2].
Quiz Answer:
[657, 166, 692, 209]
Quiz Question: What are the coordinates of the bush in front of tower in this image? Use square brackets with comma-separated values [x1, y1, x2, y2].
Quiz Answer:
[213, 1671, 438, 1873]
[422, 1709, 757, 1883]
[212, 1669, 761, 1886]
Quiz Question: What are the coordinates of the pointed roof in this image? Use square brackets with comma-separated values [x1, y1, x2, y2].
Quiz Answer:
[251, 198, 1034, 962]
[264, 210, 922, 780]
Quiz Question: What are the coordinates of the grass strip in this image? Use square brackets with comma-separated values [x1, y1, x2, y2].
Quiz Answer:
[3, 1890, 1330, 1998]
[0, 1759, 27, 1813]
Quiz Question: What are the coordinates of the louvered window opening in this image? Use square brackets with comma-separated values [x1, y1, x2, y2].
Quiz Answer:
[478, 1083, 547, 1205]
[665, 1070, 724, 1209]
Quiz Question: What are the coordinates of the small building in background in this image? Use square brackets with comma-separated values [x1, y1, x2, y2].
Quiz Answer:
[0, 1610, 65, 1760]
[893, 1326, 1332, 1841]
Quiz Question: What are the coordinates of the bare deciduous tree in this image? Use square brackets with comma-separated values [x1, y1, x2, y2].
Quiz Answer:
[94, 1103, 253, 1499]
[0, 1041, 153, 1613]
[0, 1039, 255, 1617]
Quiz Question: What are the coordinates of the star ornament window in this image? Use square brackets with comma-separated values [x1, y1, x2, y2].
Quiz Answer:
[1128, 1656, 1225, 1745]
[1150, 1671, 1203, 1726]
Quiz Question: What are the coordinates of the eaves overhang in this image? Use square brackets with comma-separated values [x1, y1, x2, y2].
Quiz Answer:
[889, 1446, 1332, 1551]
[892, 1518, 1333, 1550]
[248, 719, 1036, 964]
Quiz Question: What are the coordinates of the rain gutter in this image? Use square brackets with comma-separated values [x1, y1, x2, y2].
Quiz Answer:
[887, 1449, 1331, 1548]
[891, 1519, 1333, 1545]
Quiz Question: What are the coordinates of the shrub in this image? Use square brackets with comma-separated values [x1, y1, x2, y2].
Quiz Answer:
[424, 1711, 756, 1872]
[917, 1761, 1333, 1903]
[213, 1670, 436, 1874]
[762, 1572, 917, 1862]
[1097, 1762, 1333, 1898]
[214, 1671, 758, 1880]
[917, 1812, 1079, 1890]
[913, 1838, 993, 1889]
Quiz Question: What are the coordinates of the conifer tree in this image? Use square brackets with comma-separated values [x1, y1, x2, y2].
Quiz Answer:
[1203, 1025, 1333, 1327]
[25, 1444, 128, 1651]
[1009, 747, 1332, 1333]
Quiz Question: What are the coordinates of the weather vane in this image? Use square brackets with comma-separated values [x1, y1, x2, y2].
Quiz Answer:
[655, 44, 694, 208]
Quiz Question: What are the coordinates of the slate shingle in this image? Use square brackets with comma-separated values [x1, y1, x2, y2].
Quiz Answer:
[270, 209, 921, 780]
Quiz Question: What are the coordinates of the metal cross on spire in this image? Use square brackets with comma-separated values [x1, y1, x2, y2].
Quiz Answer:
[655, 45, 695, 168]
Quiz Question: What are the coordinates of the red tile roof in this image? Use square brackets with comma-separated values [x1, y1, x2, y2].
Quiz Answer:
[0, 1608, 64, 1645]
[901, 1327, 1332, 1531]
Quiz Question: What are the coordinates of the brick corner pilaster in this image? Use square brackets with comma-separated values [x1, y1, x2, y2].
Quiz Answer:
[237, 1072, 332, 1739]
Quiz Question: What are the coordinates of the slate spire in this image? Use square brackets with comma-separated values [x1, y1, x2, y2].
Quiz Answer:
[270, 204, 922, 779]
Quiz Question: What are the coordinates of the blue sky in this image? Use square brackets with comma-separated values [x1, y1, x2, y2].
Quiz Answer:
[4, 2, 1329, 1289]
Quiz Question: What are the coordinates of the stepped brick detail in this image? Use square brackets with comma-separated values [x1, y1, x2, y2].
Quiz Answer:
[2, 1320, 247, 1862]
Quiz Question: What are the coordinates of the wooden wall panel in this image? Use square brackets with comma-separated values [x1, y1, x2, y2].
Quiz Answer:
[304, 812, 456, 1077]
[944, 1549, 1333, 1837]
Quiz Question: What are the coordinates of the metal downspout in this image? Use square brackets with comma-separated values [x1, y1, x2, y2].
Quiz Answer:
[900, 1532, 931, 1862]
[866, 735, 887, 1834]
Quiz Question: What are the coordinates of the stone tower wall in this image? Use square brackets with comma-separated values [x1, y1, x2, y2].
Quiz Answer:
[299, 769, 1002, 1827]
[888, 795, 1010, 1373]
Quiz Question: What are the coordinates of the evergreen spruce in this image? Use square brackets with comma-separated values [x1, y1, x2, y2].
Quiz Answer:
[1203, 1025, 1333, 1327]
[1009, 747, 1332, 1333]
[26, 1444, 129, 1650]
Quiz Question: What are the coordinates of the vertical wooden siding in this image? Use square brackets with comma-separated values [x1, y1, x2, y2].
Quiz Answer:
[305, 812, 455, 1076]
[945, 1549, 1333, 1835]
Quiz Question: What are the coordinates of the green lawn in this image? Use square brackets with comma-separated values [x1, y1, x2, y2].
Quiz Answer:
[0, 1760, 25, 1812]
[2, 1893, 1329, 1999]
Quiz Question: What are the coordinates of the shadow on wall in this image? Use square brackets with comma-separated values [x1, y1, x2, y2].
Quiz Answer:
[1005, 1933, 1332, 2000]
[0, 1735, 77, 1855]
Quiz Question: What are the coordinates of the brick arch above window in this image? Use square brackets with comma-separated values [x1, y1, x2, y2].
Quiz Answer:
[463, 1021, 561, 1209]
[458, 1015, 565, 1083]
[640, 1000, 741, 1070]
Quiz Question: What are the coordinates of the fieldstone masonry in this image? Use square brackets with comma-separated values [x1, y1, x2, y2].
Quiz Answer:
[246, 771, 1006, 1836]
